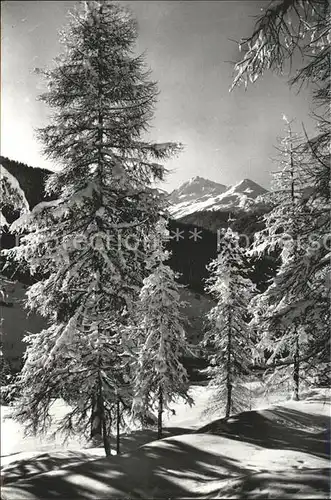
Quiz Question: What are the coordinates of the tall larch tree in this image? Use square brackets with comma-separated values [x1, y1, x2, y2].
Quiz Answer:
[202, 228, 256, 419]
[6, 0, 181, 456]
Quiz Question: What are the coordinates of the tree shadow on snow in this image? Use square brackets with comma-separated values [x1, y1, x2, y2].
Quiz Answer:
[107, 426, 193, 455]
[1, 426, 192, 487]
[205, 467, 330, 499]
[198, 405, 330, 459]
[2, 406, 330, 499]
[1, 437, 252, 499]
[1, 451, 101, 486]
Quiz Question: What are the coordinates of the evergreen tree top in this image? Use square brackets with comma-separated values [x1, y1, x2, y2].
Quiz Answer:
[34, 0, 182, 197]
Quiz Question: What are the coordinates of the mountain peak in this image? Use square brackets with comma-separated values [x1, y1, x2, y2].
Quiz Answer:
[230, 178, 267, 196]
[169, 176, 268, 219]
[169, 177, 228, 207]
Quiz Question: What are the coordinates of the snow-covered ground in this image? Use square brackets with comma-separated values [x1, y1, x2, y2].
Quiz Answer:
[0, 382, 287, 458]
[1, 386, 330, 499]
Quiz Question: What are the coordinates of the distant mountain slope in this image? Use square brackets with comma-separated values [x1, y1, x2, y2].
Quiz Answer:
[0, 164, 30, 227]
[169, 177, 268, 218]
[0, 157, 54, 253]
[0, 279, 47, 371]
[166, 216, 279, 296]
[0, 156, 52, 211]
[179, 206, 269, 237]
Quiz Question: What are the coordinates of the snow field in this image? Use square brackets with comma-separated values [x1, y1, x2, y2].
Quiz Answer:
[1, 386, 329, 499]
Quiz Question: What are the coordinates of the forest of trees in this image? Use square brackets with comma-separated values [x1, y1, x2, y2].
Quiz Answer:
[1, 0, 329, 456]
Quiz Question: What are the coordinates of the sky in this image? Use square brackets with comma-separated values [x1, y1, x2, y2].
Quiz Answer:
[1, 0, 316, 192]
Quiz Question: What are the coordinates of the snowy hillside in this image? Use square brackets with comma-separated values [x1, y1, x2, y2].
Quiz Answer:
[0, 156, 52, 211]
[169, 177, 268, 219]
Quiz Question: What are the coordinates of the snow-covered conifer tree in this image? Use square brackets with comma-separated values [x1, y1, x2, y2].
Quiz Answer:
[203, 228, 256, 418]
[253, 117, 308, 254]
[251, 118, 330, 398]
[132, 218, 192, 439]
[231, 0, 330, 393]
[7, 0, 181, 455]
[251, 117, 307, 399]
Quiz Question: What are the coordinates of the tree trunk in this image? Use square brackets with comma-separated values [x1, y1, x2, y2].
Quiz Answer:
[98, 371, 111, 457]
[116, 396, 120, 455]
[225, 380, 232, 418]
[90, 392, 102, 440]
[102, 411, 111, 457]
[157, 387, 163, 440]
[91, 368, 111, 456]
[290, 142, 299, 402]
[225, 312, 232, 418]
[293, 334, 300, 401]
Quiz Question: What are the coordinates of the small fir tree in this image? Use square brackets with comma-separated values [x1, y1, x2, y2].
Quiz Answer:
[132, 218, 193, 439]
[202, 228, 256, 419]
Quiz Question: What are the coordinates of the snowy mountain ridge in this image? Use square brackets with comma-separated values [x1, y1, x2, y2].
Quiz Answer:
[168, 176, 268, 219]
